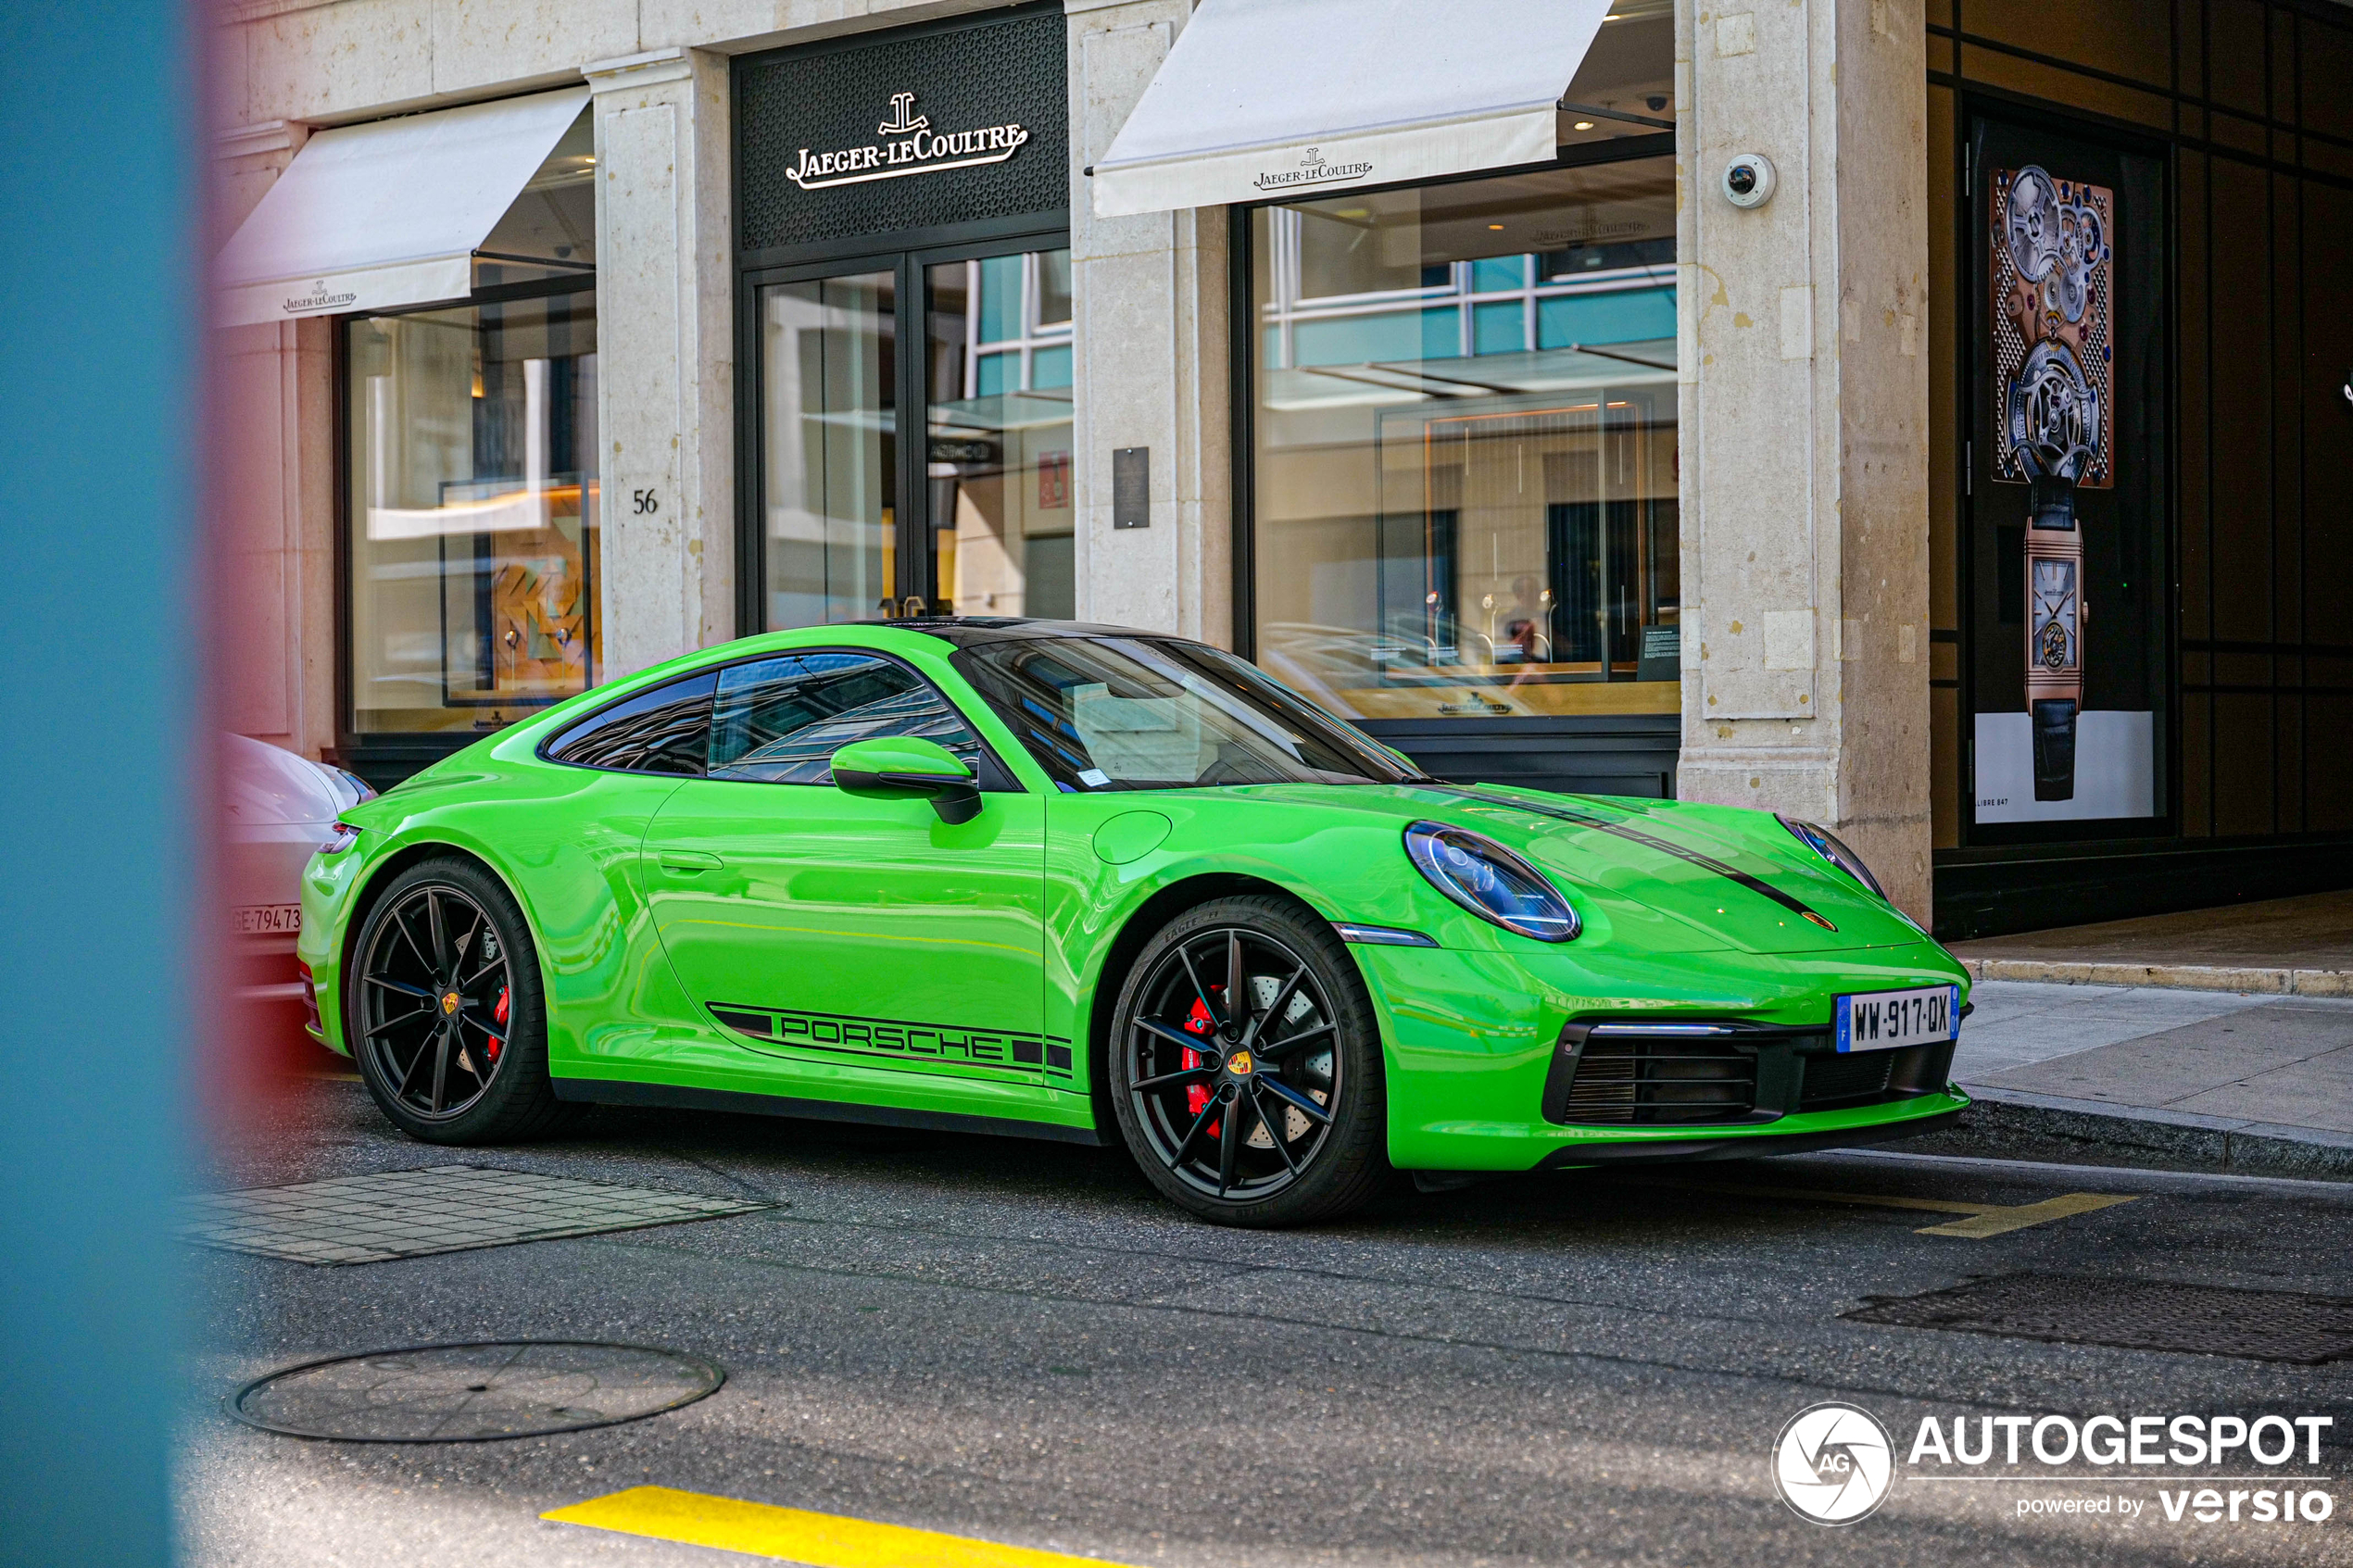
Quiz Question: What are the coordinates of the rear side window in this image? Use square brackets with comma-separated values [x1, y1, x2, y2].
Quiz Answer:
[543, 671, 716, 775]
[709, 653, 984, 784]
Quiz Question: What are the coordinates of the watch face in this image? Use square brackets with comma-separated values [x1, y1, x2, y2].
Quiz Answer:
[2030, 557, 2078, 671]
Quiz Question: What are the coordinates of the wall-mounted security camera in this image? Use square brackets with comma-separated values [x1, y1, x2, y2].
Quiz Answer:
[1721, 153, 1778, 209]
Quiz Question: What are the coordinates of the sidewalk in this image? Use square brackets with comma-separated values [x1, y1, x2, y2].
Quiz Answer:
[1917, 979, 2353, 1179]
[1947, 887, 2353, 997]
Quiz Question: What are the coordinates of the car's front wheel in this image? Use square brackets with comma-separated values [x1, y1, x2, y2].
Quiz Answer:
[346, 856, 572, 1144]
[1108, 895, 1389, 1226]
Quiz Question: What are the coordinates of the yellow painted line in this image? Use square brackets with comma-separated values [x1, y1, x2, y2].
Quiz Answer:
[543, 1486, 1139, 1568]
[1912, 1191, 2139, 1237]
[1648, 1179, 2136, 1237]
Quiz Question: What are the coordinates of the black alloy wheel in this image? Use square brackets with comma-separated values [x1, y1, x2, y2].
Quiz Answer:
[1110, 895, 1388, 1226]
[348, 857, 571, 1144]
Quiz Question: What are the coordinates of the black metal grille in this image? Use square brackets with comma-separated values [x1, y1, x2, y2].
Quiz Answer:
[1800, 1050, 1896, 1108]
[1558, 1036, 1757, 1125]
[1844, 1273, 2353, 1364]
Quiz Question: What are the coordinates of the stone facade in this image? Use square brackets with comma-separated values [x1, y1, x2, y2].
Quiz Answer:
[212, 0, 1936, 919]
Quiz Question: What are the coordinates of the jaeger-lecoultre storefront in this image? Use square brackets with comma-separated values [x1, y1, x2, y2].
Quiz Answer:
[213, 0, 2353, 935]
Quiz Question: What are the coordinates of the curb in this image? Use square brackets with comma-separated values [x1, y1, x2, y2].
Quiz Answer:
[1941, 1085, 2353, 1181]
[1957, 957, 2353, 997]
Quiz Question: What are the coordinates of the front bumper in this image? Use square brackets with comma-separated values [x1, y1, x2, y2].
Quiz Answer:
[1348, 935, 1972, 1172]
[1533, 1105, 1966, 1168]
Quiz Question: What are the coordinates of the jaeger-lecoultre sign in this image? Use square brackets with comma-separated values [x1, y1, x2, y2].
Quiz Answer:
[786, 92, 1030, 191]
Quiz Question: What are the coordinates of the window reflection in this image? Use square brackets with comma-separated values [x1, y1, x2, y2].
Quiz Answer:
[925, 248, 1076, 619]
[346, 291, 599, 736]
[761, 272, 898, 627]
[1250, 159, 1680, 722]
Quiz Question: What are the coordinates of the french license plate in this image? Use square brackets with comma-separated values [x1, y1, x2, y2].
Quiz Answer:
[1835, 984, 1958, 1053]
[233, 903, 302, 936]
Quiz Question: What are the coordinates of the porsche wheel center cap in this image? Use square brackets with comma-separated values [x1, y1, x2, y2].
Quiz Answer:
[1225, 1049, 1253, 1076]
[440, 991, 461, 1016]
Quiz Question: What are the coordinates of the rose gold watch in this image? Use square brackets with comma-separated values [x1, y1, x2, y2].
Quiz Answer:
[2024, 481, 2084, 801]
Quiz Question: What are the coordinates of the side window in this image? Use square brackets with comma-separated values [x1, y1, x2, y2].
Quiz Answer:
[543, 671, 716, 775]
[709, 653, 984, 784]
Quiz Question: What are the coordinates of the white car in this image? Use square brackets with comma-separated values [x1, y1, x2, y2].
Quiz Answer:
[223, 734, 372, 1032]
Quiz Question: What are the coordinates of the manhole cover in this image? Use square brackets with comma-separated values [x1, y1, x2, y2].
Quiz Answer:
[231, 1341, 724, 1441]
[1844, 1273, 2353, 1364]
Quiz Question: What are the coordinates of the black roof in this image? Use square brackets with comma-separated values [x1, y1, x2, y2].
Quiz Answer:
[850, 616, 1191, 649]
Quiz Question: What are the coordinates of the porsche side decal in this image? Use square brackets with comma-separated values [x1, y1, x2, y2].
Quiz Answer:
[707, 1002, 1076, 1079]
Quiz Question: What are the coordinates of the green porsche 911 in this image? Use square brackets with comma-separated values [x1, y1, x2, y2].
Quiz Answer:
[296, 619, 1968, 1226]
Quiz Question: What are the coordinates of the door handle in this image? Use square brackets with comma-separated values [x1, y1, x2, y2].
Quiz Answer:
[658, 849, 724, 872]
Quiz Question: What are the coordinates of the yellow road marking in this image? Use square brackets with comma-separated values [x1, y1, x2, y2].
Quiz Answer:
[543, 1486, 1139, 1568]
[1648, 1179, 2136, 1237]
[1912, 1191, 2139, 1237]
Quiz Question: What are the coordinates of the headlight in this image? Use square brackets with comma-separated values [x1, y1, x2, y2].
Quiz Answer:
[1403, 822, 1579, 942]
[1779, 817, 1885, 899]
[318, 822, 361, 855]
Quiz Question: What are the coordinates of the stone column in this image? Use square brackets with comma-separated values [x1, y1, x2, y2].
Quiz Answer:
[1066, 0, 1231, 646]
[1675, 0, 1932, 917]
[584, 47, 735, 678]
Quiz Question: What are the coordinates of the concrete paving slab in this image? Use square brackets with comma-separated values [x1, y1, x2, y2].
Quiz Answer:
[1948, 887, 2353, 995]
[1949, 980, 2279, 1078]
[1972, 1002, 2353, 1124]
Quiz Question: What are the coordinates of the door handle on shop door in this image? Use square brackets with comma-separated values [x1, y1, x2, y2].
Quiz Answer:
[658, 850, 724, 872]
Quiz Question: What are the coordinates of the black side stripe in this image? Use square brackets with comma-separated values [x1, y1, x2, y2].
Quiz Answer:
[1418, 785, 1836, 931]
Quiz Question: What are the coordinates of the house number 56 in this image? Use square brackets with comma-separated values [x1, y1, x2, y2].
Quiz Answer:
[632, 488, 660, 514]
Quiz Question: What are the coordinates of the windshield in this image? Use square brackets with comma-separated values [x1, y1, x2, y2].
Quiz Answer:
[952, 636, 1419, 792]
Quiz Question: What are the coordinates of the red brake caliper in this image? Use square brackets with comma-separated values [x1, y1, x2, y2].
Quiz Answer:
[1182, 994, 1217, 1134]
[487, 985, 509, 1061]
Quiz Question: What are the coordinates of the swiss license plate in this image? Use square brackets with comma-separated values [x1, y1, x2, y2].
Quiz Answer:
[233, 903, 302, 936]
[1836, 984, 1958, 1053]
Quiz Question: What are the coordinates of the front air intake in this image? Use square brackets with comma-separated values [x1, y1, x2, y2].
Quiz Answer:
[1548, 1026, 1761, 1126]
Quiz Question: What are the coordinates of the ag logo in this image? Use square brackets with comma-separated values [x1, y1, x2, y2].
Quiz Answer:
[1771, 1401, 1894, 1524]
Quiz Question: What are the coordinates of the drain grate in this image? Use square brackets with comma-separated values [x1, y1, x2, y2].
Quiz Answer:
[1844, 1273, 2353, 1364]
[179, 1165, 776, 1265]
[232, 1340, 724, 1441]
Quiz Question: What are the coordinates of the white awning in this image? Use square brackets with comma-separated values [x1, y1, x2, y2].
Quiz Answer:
[1091, 0, 1613, 219]
[214, 87, 589, 328]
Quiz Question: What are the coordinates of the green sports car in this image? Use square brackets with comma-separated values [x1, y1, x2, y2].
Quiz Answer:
[296, 619, 1969, 1226]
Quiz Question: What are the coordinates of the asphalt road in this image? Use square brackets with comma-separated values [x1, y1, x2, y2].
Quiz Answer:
[182, 1076, 2353, 1567]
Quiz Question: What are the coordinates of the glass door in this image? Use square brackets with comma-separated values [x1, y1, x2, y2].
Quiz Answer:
[756, 269, 898, 629]
[749, 237, 1072, 631]
[921, 247, 1075, 619]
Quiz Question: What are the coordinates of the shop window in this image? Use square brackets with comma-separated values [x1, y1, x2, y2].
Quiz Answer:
[1245, 158, 1680, 724]
[752, 245, 1074, 628]
[345, 288, 600, 738]
[340, 106, 598, 753]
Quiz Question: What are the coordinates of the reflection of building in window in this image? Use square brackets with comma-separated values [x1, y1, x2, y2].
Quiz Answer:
[927, 248, 1076, 620]
[1248, 160, 1680, 724]
[346, 292, 599, 736]
[711, 655, 981, 784]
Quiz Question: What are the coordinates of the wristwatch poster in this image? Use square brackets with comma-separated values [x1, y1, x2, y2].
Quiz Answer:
[2025, 482, 2083, 800]
[1991, 164, 2112, 802]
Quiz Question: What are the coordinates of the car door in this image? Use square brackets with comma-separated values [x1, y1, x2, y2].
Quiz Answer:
[639, 649, 1063, 1116]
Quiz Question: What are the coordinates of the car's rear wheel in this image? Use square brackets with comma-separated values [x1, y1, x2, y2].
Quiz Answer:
[1108, 895, 1388, 1226]
[347, 857, 571, 1144]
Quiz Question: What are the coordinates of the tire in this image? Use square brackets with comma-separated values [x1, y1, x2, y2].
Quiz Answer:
[346, 856, 573, 1145]
[1107, 895, 1389, 1226]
